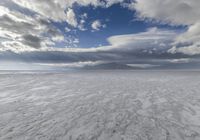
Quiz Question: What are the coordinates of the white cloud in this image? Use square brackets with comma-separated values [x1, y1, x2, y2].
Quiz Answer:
[132, 0, 200, 25]
[0, 4, 75, 52]
[167, 22, 200, 55]
[36, 61, 105, 68]
[78, 19, 87, 31]
[127, 64, 159, 68]
[11, 0, 123, 29]
[0, 0, 178, 56]
[0, 5, 10, 16]
[65, 27, 176, 53]
[131, 0, 200, 55]
[1, 41, 37, 53]
[176, 23, 200, 44]
[66, 8, 78, 27]
[73, 38, 79, 44]
[91, 20, 101, 30]
[106, 27, 176, 50]
[64, 27, 71, 32]
[51, 35, 64, 42]
[169, 44, 200, 56]
[11, 0, 68, 22]
[167, 58, 191, 64]
[91, 20, 106, 31]
[0, 0, 127, 53]
[77, 13, 88, 31]
[1, 0, 200, 69]
[106, 0, 124, 7]
[80, 13, 88, 19]
[0, 27, 175, 53]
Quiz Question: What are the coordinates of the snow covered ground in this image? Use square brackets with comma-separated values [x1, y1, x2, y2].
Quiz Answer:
[0, 71, 200, 140]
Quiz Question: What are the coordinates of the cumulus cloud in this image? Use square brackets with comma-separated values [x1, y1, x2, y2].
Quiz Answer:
[1, 27, 184, 69]
[106, 0, 124, 7]
[0, 0, 124, 54]
[11, 0, 69, 22]
[91, 20, 106, 31]
[66, 8, 78, 27]
[10, 0, 123, 29]
[169, 44, 200, 56]
[131, 0, 200, 25]
[131, 0, 200, 55]
[78, 13, 88, 31]
[1, 0, 200, 69]
[0, 2, 76, 53]
[64, 27, 71, 32]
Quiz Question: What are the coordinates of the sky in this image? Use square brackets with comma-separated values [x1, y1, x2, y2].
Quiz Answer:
[0, 0, 200, 70]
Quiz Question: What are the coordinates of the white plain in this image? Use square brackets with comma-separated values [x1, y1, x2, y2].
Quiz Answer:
[0, 71, 199, 140]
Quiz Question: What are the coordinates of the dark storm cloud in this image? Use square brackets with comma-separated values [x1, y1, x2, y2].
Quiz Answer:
[0, 3, 67, 52]
[0, 46, 199, 69]
[0, 15, 35, 35]
[22, 34, 42, 49]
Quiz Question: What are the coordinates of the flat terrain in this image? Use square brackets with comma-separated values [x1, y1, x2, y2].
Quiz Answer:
[0, 71, 200, 140]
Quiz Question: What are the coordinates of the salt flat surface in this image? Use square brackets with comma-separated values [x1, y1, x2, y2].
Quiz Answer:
[0, 71, 200, 140]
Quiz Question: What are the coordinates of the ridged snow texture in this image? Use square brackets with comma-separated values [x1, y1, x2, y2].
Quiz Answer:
[0, 71, 200, 140]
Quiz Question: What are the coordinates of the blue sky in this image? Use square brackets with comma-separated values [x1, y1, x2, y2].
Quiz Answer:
[53, 3, 185, 48]
[0, 0, 200, 70]
[52, 4, 147, 48]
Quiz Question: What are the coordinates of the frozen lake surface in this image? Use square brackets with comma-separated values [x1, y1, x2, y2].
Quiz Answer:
[0, 71, 200, 140]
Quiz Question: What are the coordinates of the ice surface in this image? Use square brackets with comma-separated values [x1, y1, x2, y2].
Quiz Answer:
[0, 71, 200, 140]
